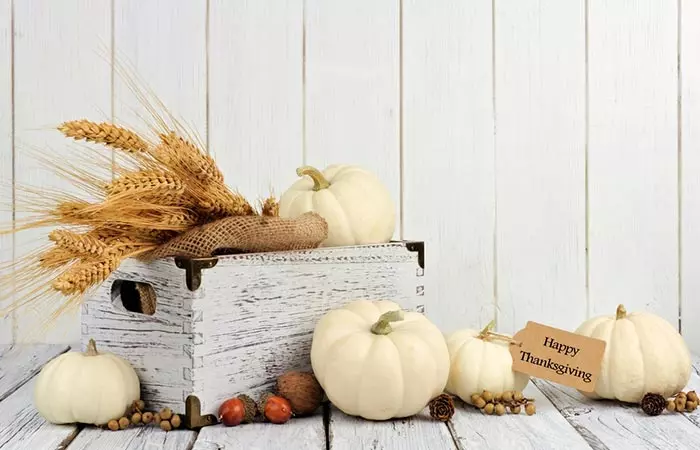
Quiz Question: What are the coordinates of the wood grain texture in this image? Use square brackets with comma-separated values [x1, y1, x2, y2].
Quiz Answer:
[191, 243, 423, 414]
[83, 243, 423, 416]
[328, 406, 456, 450]
[402, 0, 495, 333]
[587, 0, 679, 324]
[448, 384, 591, 450]
[0, 344, 69, 403]
[13, 0, 112, 343]
[113, 0, 207, 145]
[681, 0, 700, 355]
[305, 0, 401, 240]
[0, 377, 78, 450]
[81, 258, 194, 413]
[67, 427, 197, 450]
[494, 0, 586, 334]
[208, 0, 303, 201]
[0, 0, 12, 344]
[534, 372, 700, 450]
[193, 416, 324, 450]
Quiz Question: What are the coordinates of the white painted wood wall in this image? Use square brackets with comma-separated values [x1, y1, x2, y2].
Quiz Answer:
[0, 0, 698, 354]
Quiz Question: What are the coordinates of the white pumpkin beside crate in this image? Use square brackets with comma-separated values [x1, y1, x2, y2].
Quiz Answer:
[574, 304, 692, 403]
[81, 242, 425, 417]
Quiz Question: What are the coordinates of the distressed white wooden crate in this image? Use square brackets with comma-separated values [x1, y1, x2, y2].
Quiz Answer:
[80, 241, 424, 416]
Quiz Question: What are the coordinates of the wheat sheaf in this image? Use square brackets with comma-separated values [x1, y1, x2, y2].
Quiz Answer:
[0, 116, 280, 336]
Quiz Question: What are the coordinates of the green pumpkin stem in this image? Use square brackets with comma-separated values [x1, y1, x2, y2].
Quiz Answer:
[296, 166, 330, 191]
[86, 338, 99, 356]
[370, 310, 404, 335]
[616, 304, 627, 320]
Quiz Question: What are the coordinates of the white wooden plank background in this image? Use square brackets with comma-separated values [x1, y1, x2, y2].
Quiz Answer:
[305, 0, 401, 240]
[12, 0, 112, 343]
[0, 0, 12, 344]
[402, 0, 495, 333]
[681, 0, 700, 356]
[208, 0, 304, 201]
[494, 0, 587, 334]
[587, 0, 679, 325]
[0, 0, 698, 353]
[113, 0, 207, 144]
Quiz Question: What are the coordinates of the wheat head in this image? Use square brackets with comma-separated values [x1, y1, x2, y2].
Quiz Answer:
[59, 120, 149, 153]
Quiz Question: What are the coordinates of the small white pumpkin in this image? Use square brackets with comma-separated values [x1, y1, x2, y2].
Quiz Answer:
[279, 165, 396, 247]
[574, 304, 691, 403]
[33, 338, 140, 425]
[311, 299, 450, 420]
[445, 322, 530, 404]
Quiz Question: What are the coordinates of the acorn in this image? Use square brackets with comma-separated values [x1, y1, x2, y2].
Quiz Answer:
[277, 371, 324, 416]
[481, 390, 494, 402]
[688, 391, 699, 403]
[160, 420, 172, 432]
[667, 400, 676, 412]
[641, 393, 666, 416]
[494, 404, 506, 416]
[171, 414, 182, 429]
[483, 403, 495, 415]
[259, 392, 293, 424]
[219, 395, 257, 426]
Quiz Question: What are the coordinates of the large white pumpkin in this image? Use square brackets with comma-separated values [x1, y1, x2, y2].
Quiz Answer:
[575, 304, 691, 403]
[279, 165, 395, 247]
[445, 323, 530, 404]
[311, 300, 450, 420]
[33, 339, 140, 425]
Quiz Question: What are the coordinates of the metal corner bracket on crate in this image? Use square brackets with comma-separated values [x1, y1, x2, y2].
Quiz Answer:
[82, 240, 426, 417]
[175, 256, 219, 291]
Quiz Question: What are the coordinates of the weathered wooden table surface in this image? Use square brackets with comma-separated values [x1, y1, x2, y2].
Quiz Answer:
[1, 345, 699, 450]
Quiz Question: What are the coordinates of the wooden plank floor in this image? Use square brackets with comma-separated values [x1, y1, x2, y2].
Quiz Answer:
[1, 345, 699, 449]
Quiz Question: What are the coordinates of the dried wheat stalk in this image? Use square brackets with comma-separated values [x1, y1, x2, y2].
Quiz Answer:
[107, 170, 184, 198]
[53, 254, 122, 295]
[59, 120, 149, 153]
[159, 132, 224, 183]
[49, 229, 111, 257]
[261, 196, 279, 217]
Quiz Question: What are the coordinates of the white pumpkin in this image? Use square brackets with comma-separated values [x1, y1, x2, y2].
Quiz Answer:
[445, 322, 530, 404]
[33, 338, 140, 425]
[574, 304, 691, 403]
[311, 299, 450, 420]
[279, 165, 395, 247]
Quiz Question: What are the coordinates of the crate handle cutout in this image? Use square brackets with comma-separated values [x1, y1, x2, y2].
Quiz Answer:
[111, 280, 157, 316]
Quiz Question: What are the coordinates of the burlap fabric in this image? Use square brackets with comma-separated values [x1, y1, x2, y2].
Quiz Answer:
[144, 211, 328, 259]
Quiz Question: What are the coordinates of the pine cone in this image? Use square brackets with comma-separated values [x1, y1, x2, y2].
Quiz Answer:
[641, 393, 666, 416]
[429, 394, 455, 422]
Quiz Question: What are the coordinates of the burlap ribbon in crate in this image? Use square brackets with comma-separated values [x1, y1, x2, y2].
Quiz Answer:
[145, 212, 328, 259]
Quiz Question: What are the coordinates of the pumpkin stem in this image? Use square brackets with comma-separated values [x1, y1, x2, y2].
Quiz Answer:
[297, 166, 331, 191]
[477, 320, 520, 346]
[478, 320, 496, 339]
[86, 338, 99, 356]
[370, 310, 404, 335]
[616, 304, 627, 320]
